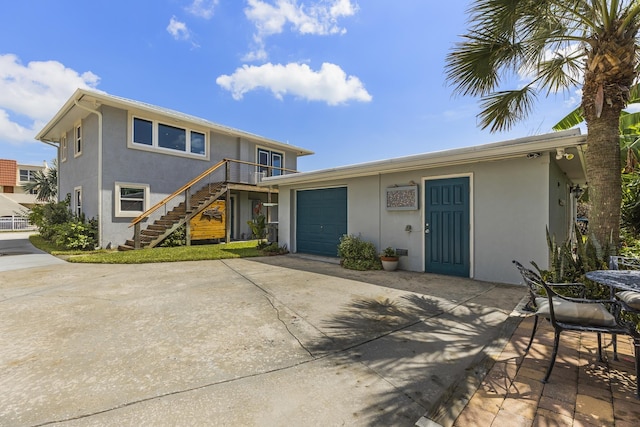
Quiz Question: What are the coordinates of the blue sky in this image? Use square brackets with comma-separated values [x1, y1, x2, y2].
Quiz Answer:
[0, 0, 582, 171]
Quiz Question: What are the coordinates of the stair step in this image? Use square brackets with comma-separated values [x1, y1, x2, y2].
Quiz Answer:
[118, 244, 135, 251]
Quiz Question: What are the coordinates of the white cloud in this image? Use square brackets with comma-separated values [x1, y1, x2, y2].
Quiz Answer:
[244, 0, 358, 60]
[216, 62, 371, 105]
[167, 16, 191, 40]
[186, 0, 218, 19]
[0, 54, 100, 143]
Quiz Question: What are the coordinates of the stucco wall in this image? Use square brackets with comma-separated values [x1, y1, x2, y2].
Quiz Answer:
[277, 154, 555, 285]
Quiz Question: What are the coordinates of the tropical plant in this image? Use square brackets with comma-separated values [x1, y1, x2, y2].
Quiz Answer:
[337, 234, 382, 271]
[23, 159, 57, 202]
[247, 201, 266, 240]
[446, 0, 640, 251]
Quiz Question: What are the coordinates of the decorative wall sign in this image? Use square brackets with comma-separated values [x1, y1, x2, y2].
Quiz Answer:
[386, 185, 418, 210]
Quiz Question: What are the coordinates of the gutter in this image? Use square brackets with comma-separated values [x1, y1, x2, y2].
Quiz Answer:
[73, 99, 104, 249]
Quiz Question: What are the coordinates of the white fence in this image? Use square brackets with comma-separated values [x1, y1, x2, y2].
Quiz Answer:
[0, 216, 36, 231]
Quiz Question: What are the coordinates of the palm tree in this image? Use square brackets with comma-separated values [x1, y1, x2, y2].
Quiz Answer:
[446, 0, 640, 249]
[24, 160, 58, 202]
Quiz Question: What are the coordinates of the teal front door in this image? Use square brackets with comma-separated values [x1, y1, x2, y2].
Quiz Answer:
[425, 177, 470, 277]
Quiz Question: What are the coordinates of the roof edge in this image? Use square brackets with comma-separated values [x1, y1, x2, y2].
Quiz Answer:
[261, 130, 587, 186]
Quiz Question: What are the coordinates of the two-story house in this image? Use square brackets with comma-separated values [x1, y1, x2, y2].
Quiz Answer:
[35, 89, 313, 250]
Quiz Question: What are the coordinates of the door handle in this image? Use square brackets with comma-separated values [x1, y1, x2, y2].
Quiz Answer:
[425, 223, 430, 234]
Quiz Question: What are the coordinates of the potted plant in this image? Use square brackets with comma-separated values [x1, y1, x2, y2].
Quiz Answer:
[380, 247, 399, 271]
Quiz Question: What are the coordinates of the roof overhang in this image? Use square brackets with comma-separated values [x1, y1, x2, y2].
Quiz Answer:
[35, 88, 314, 157]
[260, 129, 588, 187]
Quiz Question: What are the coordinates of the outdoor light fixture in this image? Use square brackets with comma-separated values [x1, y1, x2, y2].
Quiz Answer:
[556, 148, 575, 160]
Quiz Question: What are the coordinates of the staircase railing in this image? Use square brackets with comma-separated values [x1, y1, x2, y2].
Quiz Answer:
[128, 158, 296, 248]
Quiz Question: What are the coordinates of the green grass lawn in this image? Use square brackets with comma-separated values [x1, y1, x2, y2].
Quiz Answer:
[29, 235, 264, 264]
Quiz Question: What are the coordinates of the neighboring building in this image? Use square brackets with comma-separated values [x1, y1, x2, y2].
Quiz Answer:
[261, 129, 588, 285]
[0, 159, 45, 230]
[0, 158, 46, 198]
[35, 89, 313, 249]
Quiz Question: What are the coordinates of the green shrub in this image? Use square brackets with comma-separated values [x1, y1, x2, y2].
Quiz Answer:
[337, 234, 381, 271]
[261, 242, 289, 255]
[159, 225, 186, 247]
[28, 197, 98, 250]
[52, 219, 98, 250]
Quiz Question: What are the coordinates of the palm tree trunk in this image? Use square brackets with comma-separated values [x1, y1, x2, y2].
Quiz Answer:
[585, 109, 622, 250]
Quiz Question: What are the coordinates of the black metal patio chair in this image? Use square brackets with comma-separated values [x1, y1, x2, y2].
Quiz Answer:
[512, 261, 630, 383]
[512, 260, 588, 352]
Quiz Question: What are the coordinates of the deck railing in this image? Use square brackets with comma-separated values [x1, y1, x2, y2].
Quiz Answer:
[128, 158, 296, 248]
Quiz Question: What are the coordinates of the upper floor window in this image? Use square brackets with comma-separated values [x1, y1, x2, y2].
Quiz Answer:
[61, 135, 67, 162]
[257, 148, 284, 177]
[74, 124, 82, 157]
[19, 169, 37, 182]
[131, 116, 207, 157]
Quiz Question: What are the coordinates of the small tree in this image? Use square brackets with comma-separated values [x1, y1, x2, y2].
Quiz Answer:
[24, 160, 57, 202]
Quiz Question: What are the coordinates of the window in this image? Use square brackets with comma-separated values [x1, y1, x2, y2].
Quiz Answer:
[74, 124, 82, 157]
[61, 135, 67, 162]
[133, 118, 152, 146]
[115, 182, 150, 217]
[74, 187, 82, 217]
[257, 148, 284, 177]
[19, 169, 36, 182]
[131, 115, 207, 157]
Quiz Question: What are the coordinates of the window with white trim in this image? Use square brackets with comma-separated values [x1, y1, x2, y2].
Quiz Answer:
[19, 169, 37, 182]
[131, 116, 207, 157]
[74, 124, 82, 157]
[257, 148, 284, 177]
[74, 186, 82, 217]
[61, 134, 67, 162]
[115, 182, 150, 217]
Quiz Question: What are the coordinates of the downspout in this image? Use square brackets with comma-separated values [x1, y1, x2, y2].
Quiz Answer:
[74, 100, 104, 249]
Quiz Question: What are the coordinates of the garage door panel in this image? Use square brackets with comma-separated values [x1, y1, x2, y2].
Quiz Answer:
[296, 187, 347, 257]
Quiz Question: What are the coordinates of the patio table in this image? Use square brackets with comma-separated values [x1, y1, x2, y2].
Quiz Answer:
[586, 269, 640, 398]
[586, 269, 640, 292]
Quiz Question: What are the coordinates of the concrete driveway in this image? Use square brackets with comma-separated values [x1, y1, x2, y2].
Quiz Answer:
[0, 232, 65, 272]
[0, 253, 526, 426]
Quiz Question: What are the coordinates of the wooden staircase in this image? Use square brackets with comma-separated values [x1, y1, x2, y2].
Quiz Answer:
[118, 182, 227, 251]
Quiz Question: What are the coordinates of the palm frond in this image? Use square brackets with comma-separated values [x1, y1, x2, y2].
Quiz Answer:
[478, 87, 538, 132]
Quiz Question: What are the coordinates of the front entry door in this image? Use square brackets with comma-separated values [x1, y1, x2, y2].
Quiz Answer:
[425, 177, 470, 277]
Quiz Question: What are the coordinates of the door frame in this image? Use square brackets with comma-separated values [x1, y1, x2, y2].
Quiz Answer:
[422, 173, 474, 278]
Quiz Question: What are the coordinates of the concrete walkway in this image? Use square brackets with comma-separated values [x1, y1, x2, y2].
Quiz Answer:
[0, 254, 525, 426]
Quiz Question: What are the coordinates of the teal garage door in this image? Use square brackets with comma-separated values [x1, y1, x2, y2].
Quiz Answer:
[296, 187, 347, 257]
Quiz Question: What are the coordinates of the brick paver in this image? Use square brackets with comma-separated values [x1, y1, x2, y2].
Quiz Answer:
[453, 316, 639, 426]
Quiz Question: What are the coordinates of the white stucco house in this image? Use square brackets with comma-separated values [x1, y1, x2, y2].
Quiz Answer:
[260, 129, 588, 285]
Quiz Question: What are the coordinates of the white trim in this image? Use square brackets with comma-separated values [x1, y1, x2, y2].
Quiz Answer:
[114, 182, 150, 217]
[422, 173, 474, 279]
[127, 112, 210, 161]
